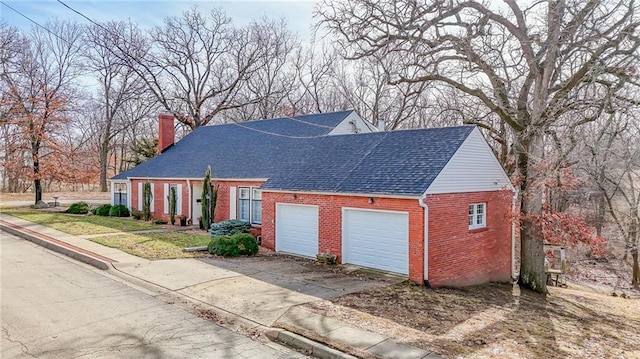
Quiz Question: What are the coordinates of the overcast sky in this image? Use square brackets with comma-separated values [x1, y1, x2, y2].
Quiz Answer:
[1, 0, 318, 38]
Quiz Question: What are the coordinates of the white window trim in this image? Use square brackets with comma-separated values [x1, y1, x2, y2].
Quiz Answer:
[468, 203, 486, 229]
[238, 187, 251, 222]
[165, 183, 182, 215]
[251, 188, 262, 225]
[238, 186, 262, 225]
[229, 186, 237, 220]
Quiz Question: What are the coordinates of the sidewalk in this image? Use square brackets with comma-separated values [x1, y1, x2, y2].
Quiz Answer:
[0, 213, 441, 359]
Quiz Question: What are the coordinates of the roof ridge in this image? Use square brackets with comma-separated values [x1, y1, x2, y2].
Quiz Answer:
[228, 122, 330, 139]
[332, 132, 389, 191]
[287, 116, 336, 129]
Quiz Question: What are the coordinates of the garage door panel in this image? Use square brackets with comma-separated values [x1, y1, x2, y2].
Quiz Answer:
[343, 209, 408, 275]
[276, 204, 318, 257]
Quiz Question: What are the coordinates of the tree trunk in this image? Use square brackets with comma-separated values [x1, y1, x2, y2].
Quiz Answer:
[99, 139, 109, 192]
[631, 209, 639, 285]
[517, 132, 547, 293]
[595, 166, 606, 237]
[34, 161, 42, 204]
[632, 251, 639, 285]
[32, 136, 42, 204]
[595, 191, 605, 237]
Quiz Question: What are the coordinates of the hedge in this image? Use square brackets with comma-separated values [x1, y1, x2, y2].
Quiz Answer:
[208, 233, 258, 257]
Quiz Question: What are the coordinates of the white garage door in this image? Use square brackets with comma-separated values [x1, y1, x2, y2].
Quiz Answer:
[343, 209, 409, 275]
[275, 204, 318, 257]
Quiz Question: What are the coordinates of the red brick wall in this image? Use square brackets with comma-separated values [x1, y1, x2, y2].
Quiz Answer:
[212, 180, 264, 237]
[426, 190, 513, 287]
[261, 192, 426, 283]
[212, 180, 264, 223]
[130, 179, 265, 232]
[130, 179, 190, 222]
[128, 179, 513, 287]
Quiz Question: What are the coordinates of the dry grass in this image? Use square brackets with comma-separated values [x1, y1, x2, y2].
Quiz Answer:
[0, 191, 109, 202]
[91, 232, 212, 260]
[303, 281, 640, 359]
[1, 209, 158, 234]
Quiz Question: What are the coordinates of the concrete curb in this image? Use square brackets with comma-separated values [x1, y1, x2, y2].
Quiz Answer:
[0, 221, 111, 270]
[265, 328, 359, 359]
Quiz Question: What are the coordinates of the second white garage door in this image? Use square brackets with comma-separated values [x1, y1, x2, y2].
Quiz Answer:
[343, 208, 409, 275]
[275, 204, 318, 257]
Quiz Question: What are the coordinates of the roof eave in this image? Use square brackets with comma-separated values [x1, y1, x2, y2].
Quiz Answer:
[260, 188, 421, 199]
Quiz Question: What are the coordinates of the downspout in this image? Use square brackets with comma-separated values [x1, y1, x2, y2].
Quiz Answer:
[511, 187, 520, 280]
[187, 179, 192, 224]
[419, 195, 431, 288]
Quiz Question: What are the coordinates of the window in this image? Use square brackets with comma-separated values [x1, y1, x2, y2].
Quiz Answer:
[252, 188, 262, 224]
[468, 203, 486, 229]
[238, 188, 251, 222]
[238, 187, 262, 224]
[114, 182, 127, 206]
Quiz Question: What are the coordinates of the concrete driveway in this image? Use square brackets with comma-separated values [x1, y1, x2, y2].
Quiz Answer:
[113, 253, 404, 327]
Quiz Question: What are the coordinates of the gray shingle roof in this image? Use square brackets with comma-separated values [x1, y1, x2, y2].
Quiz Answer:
[112, 111, 474, 197]
[236, 110, 354, 137]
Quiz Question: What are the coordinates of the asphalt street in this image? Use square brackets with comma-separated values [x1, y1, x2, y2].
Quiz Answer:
[0, 232, 302, 359]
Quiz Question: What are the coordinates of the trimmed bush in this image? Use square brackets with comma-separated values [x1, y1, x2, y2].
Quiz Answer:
[109, 205, 130, 217]
[94, 204, 112, 216]
[234, 233, 259, 256]
[152, 218, 167, 225]
[210, 220, 251, 236]
[208, 235, 240, 257]
[208, 233, 258, 257]
[131, 209, 142, 220]
[66, 201, 90, 214]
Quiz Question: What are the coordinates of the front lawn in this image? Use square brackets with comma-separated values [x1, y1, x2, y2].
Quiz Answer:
[1, 209, 158, 235]
[91, 232, 211, 259]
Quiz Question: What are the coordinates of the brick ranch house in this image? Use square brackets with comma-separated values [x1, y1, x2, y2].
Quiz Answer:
[110, 110, 514, 287]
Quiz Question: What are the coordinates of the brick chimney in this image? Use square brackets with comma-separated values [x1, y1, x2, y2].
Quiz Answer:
[158, 113, 175, 154]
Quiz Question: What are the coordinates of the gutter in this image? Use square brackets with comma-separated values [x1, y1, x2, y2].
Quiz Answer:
[418, 195, 431, 288]
[261, 189, 420, 200]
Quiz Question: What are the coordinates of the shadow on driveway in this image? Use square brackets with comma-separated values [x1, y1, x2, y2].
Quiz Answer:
[196, 251, 405, 300]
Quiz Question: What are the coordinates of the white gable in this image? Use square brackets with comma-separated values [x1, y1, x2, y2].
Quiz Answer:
[425, 127, 513, 194]
[328, 111, 378, 135]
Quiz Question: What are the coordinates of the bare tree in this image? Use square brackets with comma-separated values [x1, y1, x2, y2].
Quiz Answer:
[332, 55, 430, 129]
[84, 21, 151, 192]
[117, 95, 159, 172]
[582, 111, 640, 285]
[110, 7, 280, 129]
[225, 18, 301, 122]
[285, 43, 352, 114]
[319, 0, 640, 293]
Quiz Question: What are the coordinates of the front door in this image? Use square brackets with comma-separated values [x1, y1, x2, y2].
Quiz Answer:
[192, 184, 203, 223]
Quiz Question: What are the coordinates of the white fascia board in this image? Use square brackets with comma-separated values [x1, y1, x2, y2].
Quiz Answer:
[126, 177, 269, 182]
[260, 188, 420, 199]
[211, 178, 269, 182]
[125, 177, 202, 181]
